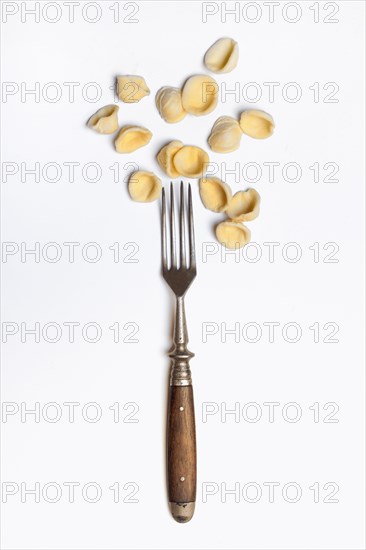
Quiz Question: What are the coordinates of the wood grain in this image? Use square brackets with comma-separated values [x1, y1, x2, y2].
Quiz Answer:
[167, 385, 196, 504]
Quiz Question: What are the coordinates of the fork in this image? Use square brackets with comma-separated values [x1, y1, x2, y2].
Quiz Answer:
[162, 182, 197, 523]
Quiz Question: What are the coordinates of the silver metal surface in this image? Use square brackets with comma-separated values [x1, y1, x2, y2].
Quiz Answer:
[162, 182, 197, 387]
[169, 501, 195, 523]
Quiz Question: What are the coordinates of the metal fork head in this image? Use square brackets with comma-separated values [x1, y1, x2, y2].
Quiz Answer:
[162, 182, 197, 297]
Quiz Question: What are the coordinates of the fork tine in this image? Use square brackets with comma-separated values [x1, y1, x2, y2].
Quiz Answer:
[179, 181, 186, 268]
[162, 181, 196, 295]
[170, 182, 176, 269]
[162, 187, 167, 271]
[188, 184, 196, 269]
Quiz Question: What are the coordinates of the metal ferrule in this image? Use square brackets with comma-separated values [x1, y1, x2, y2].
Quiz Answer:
[169, 296, 194, 386]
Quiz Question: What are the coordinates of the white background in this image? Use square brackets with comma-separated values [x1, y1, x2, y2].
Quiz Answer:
[0, 1, 365, 549]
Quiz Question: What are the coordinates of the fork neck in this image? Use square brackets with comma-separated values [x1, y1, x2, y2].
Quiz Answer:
[169, 295, 194, 386]
[174, 296, 188, 345]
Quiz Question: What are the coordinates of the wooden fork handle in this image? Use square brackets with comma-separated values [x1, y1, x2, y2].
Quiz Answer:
[167, 384, 196, 523]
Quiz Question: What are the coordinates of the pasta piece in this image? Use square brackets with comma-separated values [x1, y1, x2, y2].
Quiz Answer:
[115, 125, 152, 153]
[216, 221, 251, 249]
[239, 110, 274, 139]
[181, 75, 218, 116]
[157, 140, 184, 178]
[117, 75, 150, 103]
[199, 177, 232, 212]
[128, 171, 162, 202]
[156, 87, 186, 123]
[208, 116, 242, 153]
[173, 145, 209, 178]
[227, 189, 260, 222]
[204, 38, 239, 74]
[87, 105, 119, 134]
